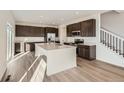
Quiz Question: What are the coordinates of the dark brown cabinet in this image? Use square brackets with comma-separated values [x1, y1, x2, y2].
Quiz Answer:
[66, 25, 72, 37]
[16, 25, 59, 37]
[30, 26, 45, 37]
[67, 30, 72, 37]
[16, 25, 45, 37]
[67, 22, 81, 37]
[66, 19, 96, 37]
[15, 43, 21, 55]
[78, 45, 96, 60]
[45, 27, 58, 37]
[81, 19, 96, 37]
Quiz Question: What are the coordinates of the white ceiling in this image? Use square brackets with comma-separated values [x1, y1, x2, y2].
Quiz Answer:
[12, 10, 107, 26]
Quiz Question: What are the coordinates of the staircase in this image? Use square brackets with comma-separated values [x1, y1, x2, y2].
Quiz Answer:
[100, 27, 124, 57]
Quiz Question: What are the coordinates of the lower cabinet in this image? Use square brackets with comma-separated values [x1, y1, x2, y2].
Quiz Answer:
[78, 45, 96, 60]
[15, 43, 21, 55]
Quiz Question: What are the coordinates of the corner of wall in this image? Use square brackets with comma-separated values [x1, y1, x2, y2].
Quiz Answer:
[0, 10, 15, 80]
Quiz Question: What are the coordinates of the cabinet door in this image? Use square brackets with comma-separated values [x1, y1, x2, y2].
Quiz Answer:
[78, 45, 96, 60]
[66, 23, 81, 37]
[15, 43, 21, 54]
[55, 28, 58, 37]
[87, 19, 96, 37]
[78, 47, 84, 57]
[45, 27, 58, 37]
[81, 19, 96, 37]
[16, 25, 31, 37]
[81, 21, 88, 36]
[67, 26, 72, 37]
[92, 19, 96, 36]
[84, 47, 89, 59]
[30, 26, 42, 37]
[72, 23, 81, 31]
[78, 45, 90, 59]
[41, 27, 45, 37]
[16, 25, 45, 37]
[67, 30, 72, 37]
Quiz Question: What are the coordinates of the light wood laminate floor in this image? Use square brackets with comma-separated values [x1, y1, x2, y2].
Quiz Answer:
[45, 57, 124, 82]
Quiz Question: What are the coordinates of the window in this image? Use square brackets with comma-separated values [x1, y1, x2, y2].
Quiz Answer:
[6, 23, 13, 61]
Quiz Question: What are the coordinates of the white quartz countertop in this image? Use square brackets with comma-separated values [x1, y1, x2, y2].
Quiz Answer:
[78, 42, 96, 46]
[64, 42, 96, 46]
[36, 43, 76, 50]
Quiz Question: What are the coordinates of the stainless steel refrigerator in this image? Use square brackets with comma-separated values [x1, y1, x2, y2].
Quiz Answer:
[47, 33, 56, 42]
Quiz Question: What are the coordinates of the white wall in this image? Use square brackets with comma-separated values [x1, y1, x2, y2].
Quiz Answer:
[101, 11, 124, 37]
[0, 11, 15, 80]
[58, 25, 67, 44]
[97, 44, 124, 67]
[59, 13, 124, 67]
[15, 37, 45, 42]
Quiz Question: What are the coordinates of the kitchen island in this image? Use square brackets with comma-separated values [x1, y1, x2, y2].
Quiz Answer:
[35, 43, 77, 76]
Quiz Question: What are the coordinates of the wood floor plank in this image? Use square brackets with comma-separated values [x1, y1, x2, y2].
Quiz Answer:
[45, 57, 124, 82]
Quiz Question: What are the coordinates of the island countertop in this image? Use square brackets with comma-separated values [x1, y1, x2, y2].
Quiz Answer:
[35, 43, 76, 50]
[35, 43, 77, 76]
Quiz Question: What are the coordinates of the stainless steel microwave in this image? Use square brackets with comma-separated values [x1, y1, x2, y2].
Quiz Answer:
[72, 31, 80, 36]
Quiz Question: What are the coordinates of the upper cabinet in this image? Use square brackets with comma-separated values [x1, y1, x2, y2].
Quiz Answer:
[31, 26, 45, 37]
[81, 19, 96, 37]
[16, 25, 59, 37]
[45, 27, 58, 37]
[67, 22, 81, 37]
[66, 19, 96, 37]
[16, 25, 45, 37]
